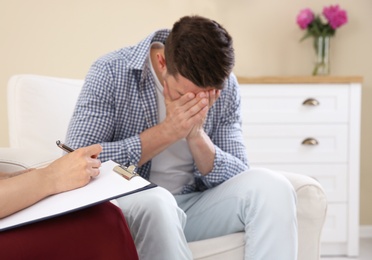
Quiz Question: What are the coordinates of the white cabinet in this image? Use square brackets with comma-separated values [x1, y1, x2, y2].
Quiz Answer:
[238, 76, 362, 257]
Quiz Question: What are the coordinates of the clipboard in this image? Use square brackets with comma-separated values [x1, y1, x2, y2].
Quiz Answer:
[113, 164, 139, 180]
[0, 160, 156, 231]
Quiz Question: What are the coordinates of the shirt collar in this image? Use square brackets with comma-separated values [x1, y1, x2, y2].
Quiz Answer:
[128, 29, 170, 71]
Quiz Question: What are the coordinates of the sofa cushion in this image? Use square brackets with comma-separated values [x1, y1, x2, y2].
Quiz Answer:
[7, 75, 84, 160]
[188, 232, 244, 260]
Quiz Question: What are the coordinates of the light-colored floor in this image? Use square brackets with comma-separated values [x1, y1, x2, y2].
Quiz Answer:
[321, 238, 372, 260]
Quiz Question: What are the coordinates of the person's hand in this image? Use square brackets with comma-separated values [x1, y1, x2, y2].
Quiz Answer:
[163, 81, 209, 140]
[45, 144, 102, 194]
[187, 89, 221, 140]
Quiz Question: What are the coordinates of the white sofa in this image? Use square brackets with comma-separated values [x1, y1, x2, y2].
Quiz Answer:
[0, 74, 328, 260]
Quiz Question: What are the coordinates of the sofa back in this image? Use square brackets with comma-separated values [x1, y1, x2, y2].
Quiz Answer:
[7, 75, 84, 159]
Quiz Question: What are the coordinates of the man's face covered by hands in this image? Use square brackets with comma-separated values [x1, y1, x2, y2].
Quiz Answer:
[163, 72, 221, 110]
[161, 72, 221, 141]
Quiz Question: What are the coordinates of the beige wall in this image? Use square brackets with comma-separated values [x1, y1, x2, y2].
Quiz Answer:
[1, 0, 371, 224]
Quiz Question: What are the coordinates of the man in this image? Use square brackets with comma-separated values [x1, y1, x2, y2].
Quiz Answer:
[66, 15, 297, 259]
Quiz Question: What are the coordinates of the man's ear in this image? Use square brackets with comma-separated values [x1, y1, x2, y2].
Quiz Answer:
[157, 53, 167, 71]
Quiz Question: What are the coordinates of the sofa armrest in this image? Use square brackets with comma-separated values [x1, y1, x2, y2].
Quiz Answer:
[278, 171, 327, 260]
[0, 148, 59, 172]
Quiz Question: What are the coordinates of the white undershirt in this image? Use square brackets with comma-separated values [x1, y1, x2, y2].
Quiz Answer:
[148, 42, 195, 195]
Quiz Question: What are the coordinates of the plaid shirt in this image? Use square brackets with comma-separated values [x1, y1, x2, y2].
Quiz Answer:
[66, 29, 249, 194]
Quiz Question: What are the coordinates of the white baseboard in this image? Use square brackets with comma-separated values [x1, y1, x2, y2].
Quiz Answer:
[360, 225, 372, 238]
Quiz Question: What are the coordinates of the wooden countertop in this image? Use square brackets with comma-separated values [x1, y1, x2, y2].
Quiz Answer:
[237, 76, 363, 84]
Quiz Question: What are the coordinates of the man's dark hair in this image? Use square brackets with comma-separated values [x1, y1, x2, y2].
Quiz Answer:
[164, 15, 234, 89]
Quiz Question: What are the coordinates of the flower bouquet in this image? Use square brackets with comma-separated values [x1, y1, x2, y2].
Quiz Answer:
[296, 5, 348, 75]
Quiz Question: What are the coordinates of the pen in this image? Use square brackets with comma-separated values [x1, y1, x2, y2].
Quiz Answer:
[56, 140, 75, 153]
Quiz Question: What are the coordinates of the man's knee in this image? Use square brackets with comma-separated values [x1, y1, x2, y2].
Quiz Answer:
[229, 169, 297, 215]
[240, 168, 295, 197]
[244, 168, 297, 221]
[116, 187, 185, 223]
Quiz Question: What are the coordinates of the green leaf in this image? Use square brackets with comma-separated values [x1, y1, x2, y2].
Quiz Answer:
[300, 31, 313, 42]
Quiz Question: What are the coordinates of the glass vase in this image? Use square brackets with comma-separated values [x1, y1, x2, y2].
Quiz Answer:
[313, 36, 330, 76]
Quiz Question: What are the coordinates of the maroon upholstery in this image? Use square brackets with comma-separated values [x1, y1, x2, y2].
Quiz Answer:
[0, 202, 138, 260]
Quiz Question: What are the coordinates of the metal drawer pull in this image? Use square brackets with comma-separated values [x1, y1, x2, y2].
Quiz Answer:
[302, 98, 320, 106]
[301, 138, 319, 146]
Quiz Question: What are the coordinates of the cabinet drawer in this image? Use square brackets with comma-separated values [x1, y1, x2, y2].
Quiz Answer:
[321, 203, 347, 243]
[239, 84, 349, 123]
[251, 163, 347, 202]
[243, 124, 348, 163]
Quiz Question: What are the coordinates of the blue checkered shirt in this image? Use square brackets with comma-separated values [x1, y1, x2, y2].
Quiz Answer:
[66, 29, 249, 194]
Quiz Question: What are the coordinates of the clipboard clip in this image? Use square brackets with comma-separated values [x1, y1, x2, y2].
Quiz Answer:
[113, 164, 138, 180]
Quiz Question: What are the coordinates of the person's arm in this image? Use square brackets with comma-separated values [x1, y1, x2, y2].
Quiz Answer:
[0, 169, 34, 180]
[0, 144, 102, 219]
[66, 60, 144, 168]
[186, 90, 220, 175]
[192, 74, 249, 189]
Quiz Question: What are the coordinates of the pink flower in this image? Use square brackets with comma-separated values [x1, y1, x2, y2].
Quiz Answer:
[323, 5, 348, 29]
[296, 8, 314, 29]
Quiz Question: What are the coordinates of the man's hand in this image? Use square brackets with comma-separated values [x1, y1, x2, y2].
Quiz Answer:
[162, 80, 221, 175]
[185, 89, 221, 175]
[187, 89, 221, 141]
[162, 81, 209, 141]
[137, 80, 220, 171]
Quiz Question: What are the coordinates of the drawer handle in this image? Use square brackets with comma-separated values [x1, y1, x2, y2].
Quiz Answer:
[302, 98, 320, 106]
[301, 138, 319, 146]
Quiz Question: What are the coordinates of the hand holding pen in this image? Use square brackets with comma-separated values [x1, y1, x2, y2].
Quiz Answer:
[57, 140, 138, 180]
[53, 140, 102, 191]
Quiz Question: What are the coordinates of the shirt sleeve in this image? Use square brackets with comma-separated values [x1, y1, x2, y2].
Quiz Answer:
[194, 74, 249, 190]
[65, 59, 143, 167]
